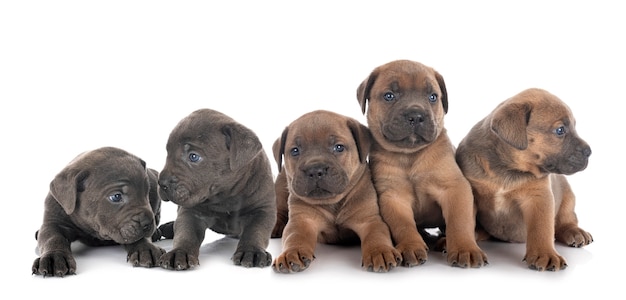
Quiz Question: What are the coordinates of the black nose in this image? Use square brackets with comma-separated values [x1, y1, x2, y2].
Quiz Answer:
[581, 145, 592, 157]
[305, 163, 328, 180]
[404, 108, 425, 126]
[158, 176, 176, 192]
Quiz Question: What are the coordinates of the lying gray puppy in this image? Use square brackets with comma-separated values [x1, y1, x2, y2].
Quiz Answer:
[32, 147, 165, 277]
[157, 108, 276, 270]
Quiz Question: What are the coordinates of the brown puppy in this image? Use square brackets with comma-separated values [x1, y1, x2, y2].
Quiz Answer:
[157, 108, 276, 270]
[357, 59, 487, 268]
[32, 147, 165, 277]
[271, 110, 401, 273]
[455, 88, 593, 271]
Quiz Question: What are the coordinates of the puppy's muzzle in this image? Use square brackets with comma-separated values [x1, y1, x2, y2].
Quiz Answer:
[119, 212, 156, 243]
[383, 107, 437, 146]
[158, 175, 189, 204]
[293, 161, 348, 199]
[545, 141, 592, 175]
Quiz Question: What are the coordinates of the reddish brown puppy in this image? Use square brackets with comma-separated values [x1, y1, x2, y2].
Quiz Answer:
[357, 59, 487, 268]
[272, 110, 401, 273]
[455, 88, 593, 271]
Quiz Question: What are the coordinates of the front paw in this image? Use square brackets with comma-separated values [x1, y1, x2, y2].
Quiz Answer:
[157, 248, 200, 270]
[362, 245, 402, 272]
[523, 250, 567, 271]
[232, 246, 272, 268]
[556, 226, 593, 248]
[396, 241, 429, 267]
[445, 245, 488, 268]
[126, 241, 166, 268]
[272, 247, 315, 273]
[32, 250, 76, 277]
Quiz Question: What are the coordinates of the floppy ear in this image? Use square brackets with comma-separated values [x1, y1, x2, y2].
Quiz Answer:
[434, 71, 449, 114]
[49, 168, 90, 215]
[272, 127, 288, 172]
[347, 119, 372, 163]
[221, 123, 263, 171]
[356, 70, 378, 115]
[490, 102, 532, 150]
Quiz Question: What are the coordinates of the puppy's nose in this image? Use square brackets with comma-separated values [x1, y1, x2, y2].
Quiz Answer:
[404, 108, 425, 126]
[581, 145, 592, 157]
[305, 163, 329, 180]
[158, 176, 177, 191]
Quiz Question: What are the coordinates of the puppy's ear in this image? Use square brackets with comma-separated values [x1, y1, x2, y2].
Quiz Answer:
[49, 168, 89, 215]
[146, 168, 161, 223]
[356, 70, 378, 115]
[221, 124, 262, 171]
[272, 127, 288, 172]
[347, 119, 372, 163]
[490, 102, 532, 150]
[434, 71, 449, 114]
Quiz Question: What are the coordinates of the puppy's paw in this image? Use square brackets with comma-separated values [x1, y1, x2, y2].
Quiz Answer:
[272, 248, 315, 273]
[157, 248, 200, 271]
[396, 241, 429, 267]
[445, 245, 488, 268]
[156, 221, 175, 240]
[362, 245, 402, 272]
[32, 251, 76, 277]
[232, 246, 272, 268]
[126, 241, 166, 268]
[523, 250, 567, 271]
[556, 226, 593, 248]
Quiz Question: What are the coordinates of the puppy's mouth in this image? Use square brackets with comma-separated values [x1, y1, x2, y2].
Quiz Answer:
[101, 213, 156, 244]
[380, 114, 438, 149]
[543, 158, 589, 175]
[291, 164, 348, 203]
[542, 146, 591, 175]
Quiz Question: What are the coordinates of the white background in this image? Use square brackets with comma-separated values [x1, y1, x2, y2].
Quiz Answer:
[2, 1, 622, 298]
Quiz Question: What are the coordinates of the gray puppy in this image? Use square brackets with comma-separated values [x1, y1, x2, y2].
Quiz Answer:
[32, 147, 165, 277]
[157, 108, 276, 270]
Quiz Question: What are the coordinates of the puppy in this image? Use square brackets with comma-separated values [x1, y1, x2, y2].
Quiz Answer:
[271, 110, 401, 273]
[357, 59, 487, 268]
[455, 88, 593, 271]
[157, 108, 276, 270]
[32, 147, 165, 277]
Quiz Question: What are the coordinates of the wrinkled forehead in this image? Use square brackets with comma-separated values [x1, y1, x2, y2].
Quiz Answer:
[287, 115, 350, 146]
[374, 65, 438, 92]
[529, 94, 574, 124]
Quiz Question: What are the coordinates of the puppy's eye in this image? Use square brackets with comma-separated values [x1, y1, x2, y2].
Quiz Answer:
[383, 92, 395, 102]
[429, 93, 438, 103]
[554, 126, 567, 136]
[188, 152, 201, 162]
[333, 144, 345, 153]
[108, 193, 123, 203]
[290, 147, 300, 157]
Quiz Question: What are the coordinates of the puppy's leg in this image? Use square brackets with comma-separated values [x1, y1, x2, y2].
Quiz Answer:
[231, 201, 275, 268]
[125, 237, 166, 268]
[354, 216, 402, 272]
[436, 176, 488, 268]
[272, 210, 319, 273]
[272, 170, 289, 238]
[378, 184, 429, 267]
[518, 184, 567, 271]
[552, 175, 593, 247]
[157, 208, 206, 270]
[32, 225, 76, 277]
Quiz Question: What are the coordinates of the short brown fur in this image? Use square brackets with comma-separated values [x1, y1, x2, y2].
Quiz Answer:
[357, 60, 487, 268]
[271, 110, 401, 273]
[455, 88, 593, 271]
